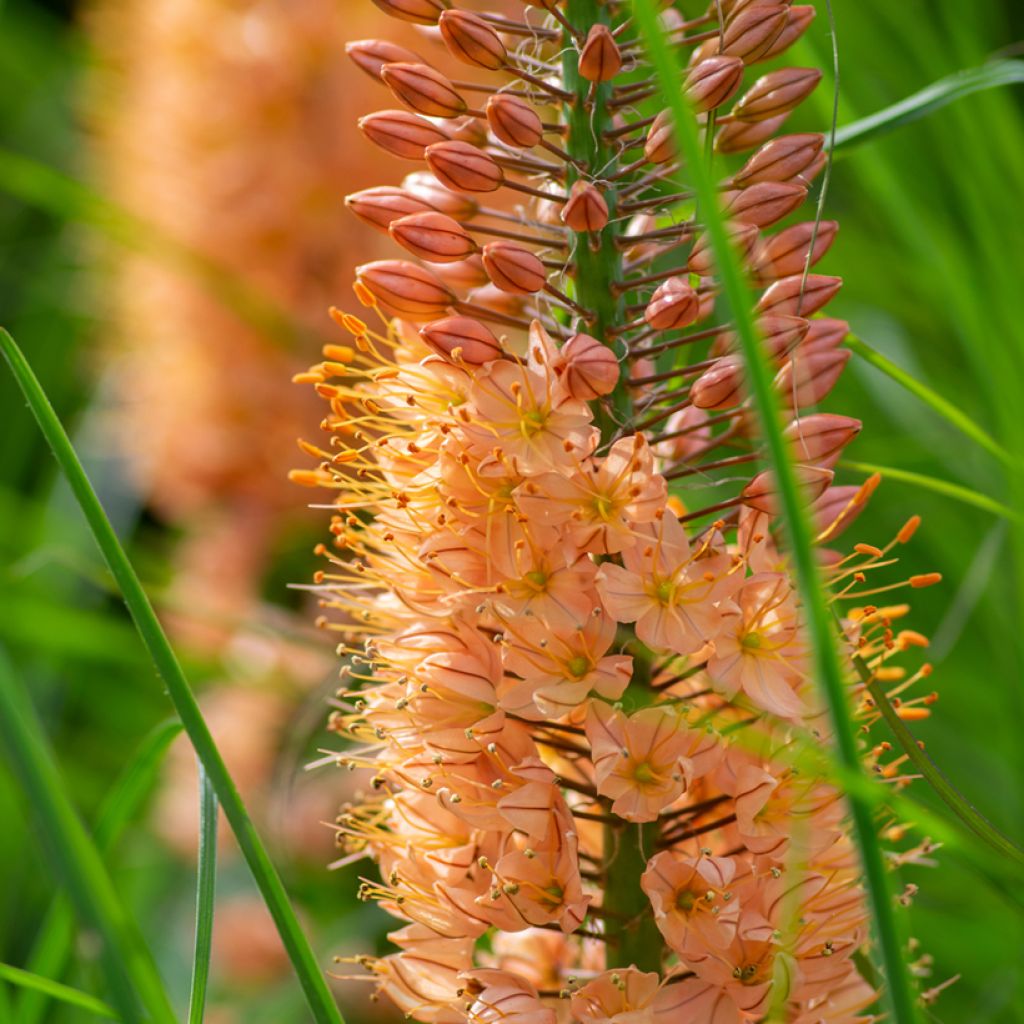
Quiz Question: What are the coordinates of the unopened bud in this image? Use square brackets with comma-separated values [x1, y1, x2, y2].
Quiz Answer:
[403, 171, 479, 221]
[761, 6, 816, 62]
[686, 56, 745, 113]
[801, 317, 849, 353]
[382, 62, 467, 118]
[486, 94, 543, 149]
[346, 39, 425, 81]
[687, 222, 759, 276]
[757, 273, 842, 317]
[721, 4, 788, 62]
[813, 485, 867, 539]
[449, 116, 489, 147]
[753, 220, 838, 282]
[644, 278, 700, 331]
[426, 141, 503, 193]
[438, 10, 507, 70]
[733, 67, 823, 122]
[431, 254, 490, 289]
[784, 413, 861, 468]
[691, 355, 745, 410]
[390, 212, 478, 262]
[370, 0, 445, 25]
[775, 348, 851, 408]
[481, 242, 547, 294]
[559, 333, 619, 399]
[359, 110, 448, 160]
[578, 24, 623, 82]
[644, 110, 675, 164]
[421, 316, 503, 364]
[561, 180, 609, 233]
[712, 313, 809, 360]
[733, 133, 824, 186]
[716, 113, 790, 155]
[356, 260, 454, 321]
[742, 465, 833, 515]
[721, 181, 807, 227]
[345, 187, 437, 233]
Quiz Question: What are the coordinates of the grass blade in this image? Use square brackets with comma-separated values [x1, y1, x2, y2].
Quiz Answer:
[846, 335, 1011, 464]
[187, 765, 218, 1024]
[0, 327, 344, 1024]
[831, 59, 1024, 152]
[0, 963, 119, 1022]
[841, 460, 1021, 523]
[18, 721, 183, 1024]
[631, 3, 920, 1020]
[0, 647, 176, 1024]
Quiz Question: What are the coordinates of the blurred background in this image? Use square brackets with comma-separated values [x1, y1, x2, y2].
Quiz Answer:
[0, 0, 1022, 1021]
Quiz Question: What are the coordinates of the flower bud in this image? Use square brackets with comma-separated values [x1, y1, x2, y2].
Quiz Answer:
[687, 223, 759, 276]
[691, 355, 744, 409]
[559, 333, 619, 399]
[449, 116, 489, 147]
[721, 4, 788, 62]
[390, 212, 479, 263]
[346, 39, 425, 81]
[469, 283, 528, 318]
[655, 406, 710, 461]
[426, 141, 503, 193]
[784, 414, 861, 468]
[420, 316, 504, 364]
[481, 242, 547, 294]
[775, 348, 851, 407]
[578, 24, 623, 82]
[710, 313, 809, 360]
[486, 94, 543, 149]
[561, 181, 609, 233]
[356, 260, 454, 320]
[753, 220, 838, 282]
[686, 56, 745, 113]
[715, 113, 790, 155]
[732, 68, 823, 122]
[370, 0, 445, 25]
[644, 110, 675, 165]
[802, 318, 849, 353]
[733, 133, 824, 186]
[382, 63, 467, 119]
[741, 465, 833, 515]
[757, 273, 842, 317]
[438, 10, 507, 70]
[431, 254, 490, 289]
[644, 278, 700, 331]
[721, 181, 807, 227]
[359, 110, 449, 160]
[813, 485, 866, 540]
[345, 187, 437, 233]
[761, 6, 816, 62]
[403, 171, 479, 221]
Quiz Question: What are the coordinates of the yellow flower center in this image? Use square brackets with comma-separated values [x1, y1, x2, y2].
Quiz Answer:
[741, 631, 763, 649]
[520, 409, 548, 437]
[633, 761, 657, 784]
[525, 570, 549, 590]
[567, 655, 590, 678]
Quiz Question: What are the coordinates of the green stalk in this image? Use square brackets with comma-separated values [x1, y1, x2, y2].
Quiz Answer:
[631, 3, 920, 1021]
[0, 327, 344, 1024]
[187, 765, 218, 1024]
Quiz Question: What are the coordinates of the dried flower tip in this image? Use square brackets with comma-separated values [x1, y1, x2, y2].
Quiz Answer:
[438, 10, 507, 70]
[742, 464, 834, 514]
[390, 212, 478, 262]
[382, 63, 467, 119]
[578, 24, 623, 83]
[644, 110, 675, 165]
[356, 260, 454, 320]
[783, 413, 861, 467]
[481, 241, 547, 294]
[559, 333, 619, 399]
[733, 67, 823, 122]
[359, 110, 449, 160]
[421, 316, 504, 364]
[346, 39, 425, 84]
[562, 181, 609, 233]
[345, 186, 437, 232]
[753, 220, 838, 282]
[686, 56, 745, 114]
[426, 141, 503, 193]
[757, 273, 843, 317]
[720, 4, 789, 62]
[370, 0, 445, 25]
[486, 94, 544, 149]
[733, 133, 825, 187]
[722, 181, 807, 228]
[644, 278, 700, 331]
[403, 171, 479, 221]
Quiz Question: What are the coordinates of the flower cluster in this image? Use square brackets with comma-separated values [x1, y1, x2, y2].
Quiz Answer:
[292, 1, 939, 1020]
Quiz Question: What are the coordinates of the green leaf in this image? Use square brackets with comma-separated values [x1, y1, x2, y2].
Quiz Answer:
[631, 4, 921, 1021]
[832, 60, 1024, 152]
[840, 460, 1021, 522]
[18, 721, 182, 1024]
[846, 335, 1012, 465]
[0, 963, 119, 1022]
[188, 766, 218, 1024]
[0, 647, 176, 1024]
[0, 328, 344, 1024]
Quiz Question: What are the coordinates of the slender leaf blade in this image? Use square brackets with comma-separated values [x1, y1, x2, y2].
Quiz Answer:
[0, 963, 119, 1022]
[187, 765, 218, 1024]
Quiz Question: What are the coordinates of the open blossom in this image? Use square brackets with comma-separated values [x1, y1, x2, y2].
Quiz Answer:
[294, 2, 943, 1021]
